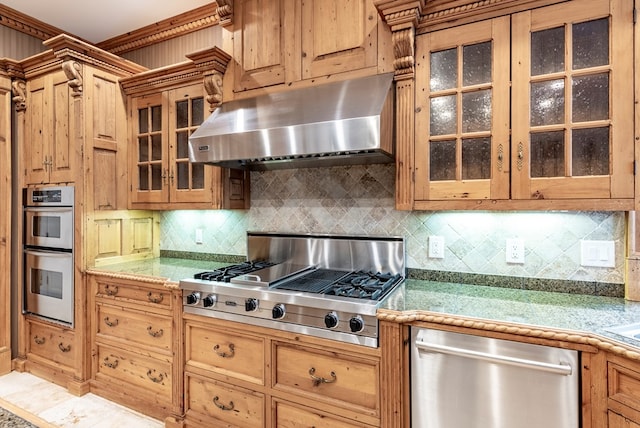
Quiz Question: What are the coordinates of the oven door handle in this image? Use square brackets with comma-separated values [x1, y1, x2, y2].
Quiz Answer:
[24, 206, 73, 213]
[24, 248, 72, 257]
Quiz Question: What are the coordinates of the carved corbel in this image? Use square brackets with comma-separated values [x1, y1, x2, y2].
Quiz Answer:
[203, 72, 224, 113]
[11, 79, 26, 112]
[62, 60, 83, 97]
[216, 0, 233, 27]
[374, 0, 425, 80]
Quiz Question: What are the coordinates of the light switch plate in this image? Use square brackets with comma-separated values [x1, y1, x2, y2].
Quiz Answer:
[580, 240, 615, 268]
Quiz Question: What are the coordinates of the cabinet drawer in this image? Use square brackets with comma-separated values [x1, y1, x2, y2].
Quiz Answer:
[96, 279, 172, 309]
[95, 343, 172, 397]
[275, 400, 374, 428]
[27, 320, 75, 368]
[609, 361, 640, 414]
[186, 374, 264, 428]
[186, 322, 264, 385]
[274, 343, 379, 413]
[96, 303, 171, 351]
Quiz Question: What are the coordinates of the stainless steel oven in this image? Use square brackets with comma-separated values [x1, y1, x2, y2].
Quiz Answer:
[23, 186, 74, 326]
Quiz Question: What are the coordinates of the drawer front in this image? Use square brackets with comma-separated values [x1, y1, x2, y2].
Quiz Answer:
[609, 361, 640, 413]
[275, 400, 374, 428]
[186, 374, 264, 428]
[186, 322, 264, 385]
[27, 320, 75, 368]
[96, 303, 172, 351]
[274, 343, 379, 413]
[95, 344, 172, 397]
[95, 279, 172, 309]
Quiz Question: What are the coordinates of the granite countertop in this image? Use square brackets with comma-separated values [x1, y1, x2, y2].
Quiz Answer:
[88, 258, 640, 352]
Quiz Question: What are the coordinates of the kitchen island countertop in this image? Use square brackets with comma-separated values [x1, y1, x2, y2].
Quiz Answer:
[88, 257, 640, 353]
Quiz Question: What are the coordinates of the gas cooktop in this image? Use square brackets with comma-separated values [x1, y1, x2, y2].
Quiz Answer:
[180, 232, 406, 348]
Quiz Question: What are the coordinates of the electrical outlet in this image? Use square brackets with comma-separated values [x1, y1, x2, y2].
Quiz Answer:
[195, 228, 203, 244]
[428, 236, 445, 259]
[505, 238, 525, 264]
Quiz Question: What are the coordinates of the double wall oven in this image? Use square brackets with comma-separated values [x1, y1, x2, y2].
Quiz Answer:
[23, 185, 75, 326]
[180, 232, 406, 347]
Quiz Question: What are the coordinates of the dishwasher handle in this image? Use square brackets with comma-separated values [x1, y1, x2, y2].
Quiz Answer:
[415, 340, 573, 376]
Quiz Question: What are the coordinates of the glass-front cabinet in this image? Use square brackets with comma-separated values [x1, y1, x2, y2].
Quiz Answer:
[414, 0, 633, 209]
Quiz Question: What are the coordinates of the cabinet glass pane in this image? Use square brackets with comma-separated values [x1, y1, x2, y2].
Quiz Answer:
[430, 140, 456, 181]
[177, 162, 189, 189]
[151, 106, 162, 132]
[176, 100, 188, 128]
[138, 137, 148, 162]
[151, 164, 163, 190]
[572, 73, 609, 122]
[430, 48, 457, 91]
[530, 79, 564, 126]
[463, 42, 491, 86]
[572, 127, 609, 176]
[573, 18, 608, 70]
[462, 138, 491, 179]
[192, 164, 205, 189]
[138, 108, 148, 133]
[138, 165, 149, 190]
[530, 131, 564, 177]
[177, 131, 189, 159]
[531, 27, 564, 76]
[462, 89, 491, 133]
[430, 95, 457, 135]
[151, 134, 162, 161]
[192, 98, 204, 126]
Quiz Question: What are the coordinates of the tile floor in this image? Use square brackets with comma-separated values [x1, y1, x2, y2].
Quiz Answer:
[0, 371, 163, 427]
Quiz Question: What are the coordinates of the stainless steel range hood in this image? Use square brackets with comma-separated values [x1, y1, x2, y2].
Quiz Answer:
[188, 73, 395, 170]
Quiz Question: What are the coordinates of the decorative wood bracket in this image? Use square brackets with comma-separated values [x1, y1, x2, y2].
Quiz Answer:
[374, 0, 425, 80]
[216, 0, 234, 27]
[186, 47, 232, 113]
[11, 79, 26, 112]
[62, 60, 83, 97]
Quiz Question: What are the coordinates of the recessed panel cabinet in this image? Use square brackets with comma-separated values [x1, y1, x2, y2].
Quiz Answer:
[413, 0, 633, 210]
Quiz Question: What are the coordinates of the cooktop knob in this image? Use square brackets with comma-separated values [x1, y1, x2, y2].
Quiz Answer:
[272, 304, 286, 319]
[202, 294, 217, 308]
[186, 292, 200, 305]
[324, 312, 339, 329]
[245, 298, 259, 312]
[349, 316, 364, 333]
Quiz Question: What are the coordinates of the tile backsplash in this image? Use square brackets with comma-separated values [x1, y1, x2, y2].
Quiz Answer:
[161, 164, 626, 284]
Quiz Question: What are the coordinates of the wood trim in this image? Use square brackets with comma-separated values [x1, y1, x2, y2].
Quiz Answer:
[95, 3, 219, 55]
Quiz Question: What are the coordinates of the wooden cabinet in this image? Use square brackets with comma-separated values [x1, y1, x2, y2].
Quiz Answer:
[88, 273, 182, 422]
[411, 0, 634, 210]
[607, 353, 640, 427]
[231, 0, 389, 93]
[121, 52, 250, 210]
[25, 319, 76, 372]
[183, 314, 381, 427]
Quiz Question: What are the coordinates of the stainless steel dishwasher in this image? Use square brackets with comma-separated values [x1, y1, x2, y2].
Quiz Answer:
[411, 328, 579, 428]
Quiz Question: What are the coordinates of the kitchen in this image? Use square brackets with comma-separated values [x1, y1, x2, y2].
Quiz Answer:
[0, 0, 639, 427]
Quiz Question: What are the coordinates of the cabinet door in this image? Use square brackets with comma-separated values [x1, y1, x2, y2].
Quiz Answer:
[610, 411, 640, 428]
[130, 93, 168, 204]
[167, 84, 213, 204]
[25, 70, 74, 185]
[511, 0, 633, 201]
[301, 0, 378, 79]
[233, 0, 296, 92]
[415, 17, 510, 201]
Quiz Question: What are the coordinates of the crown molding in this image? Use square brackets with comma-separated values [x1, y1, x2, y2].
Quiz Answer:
[95, 3, 219, 55]
[0, 3, 74, 41]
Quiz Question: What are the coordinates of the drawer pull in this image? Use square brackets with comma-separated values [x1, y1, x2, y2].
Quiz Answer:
[34, 336, 46, 345]
[58, 343, 71, 353]
[104, 317, 119, 327]
[105, 284, 119, 296]
[213, 343, 235, 358]
[308, 367, 337, 386]
[103, 357, 119, 369]
[147, 292, 164, 303]
[213, 396, 234, 411]
[146, 369, 164, 383]
[147, 326, 164, 338]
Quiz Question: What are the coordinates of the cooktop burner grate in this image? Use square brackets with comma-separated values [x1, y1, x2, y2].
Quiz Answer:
[194, 260, 276, 282]
[325, 271, 403, 300]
